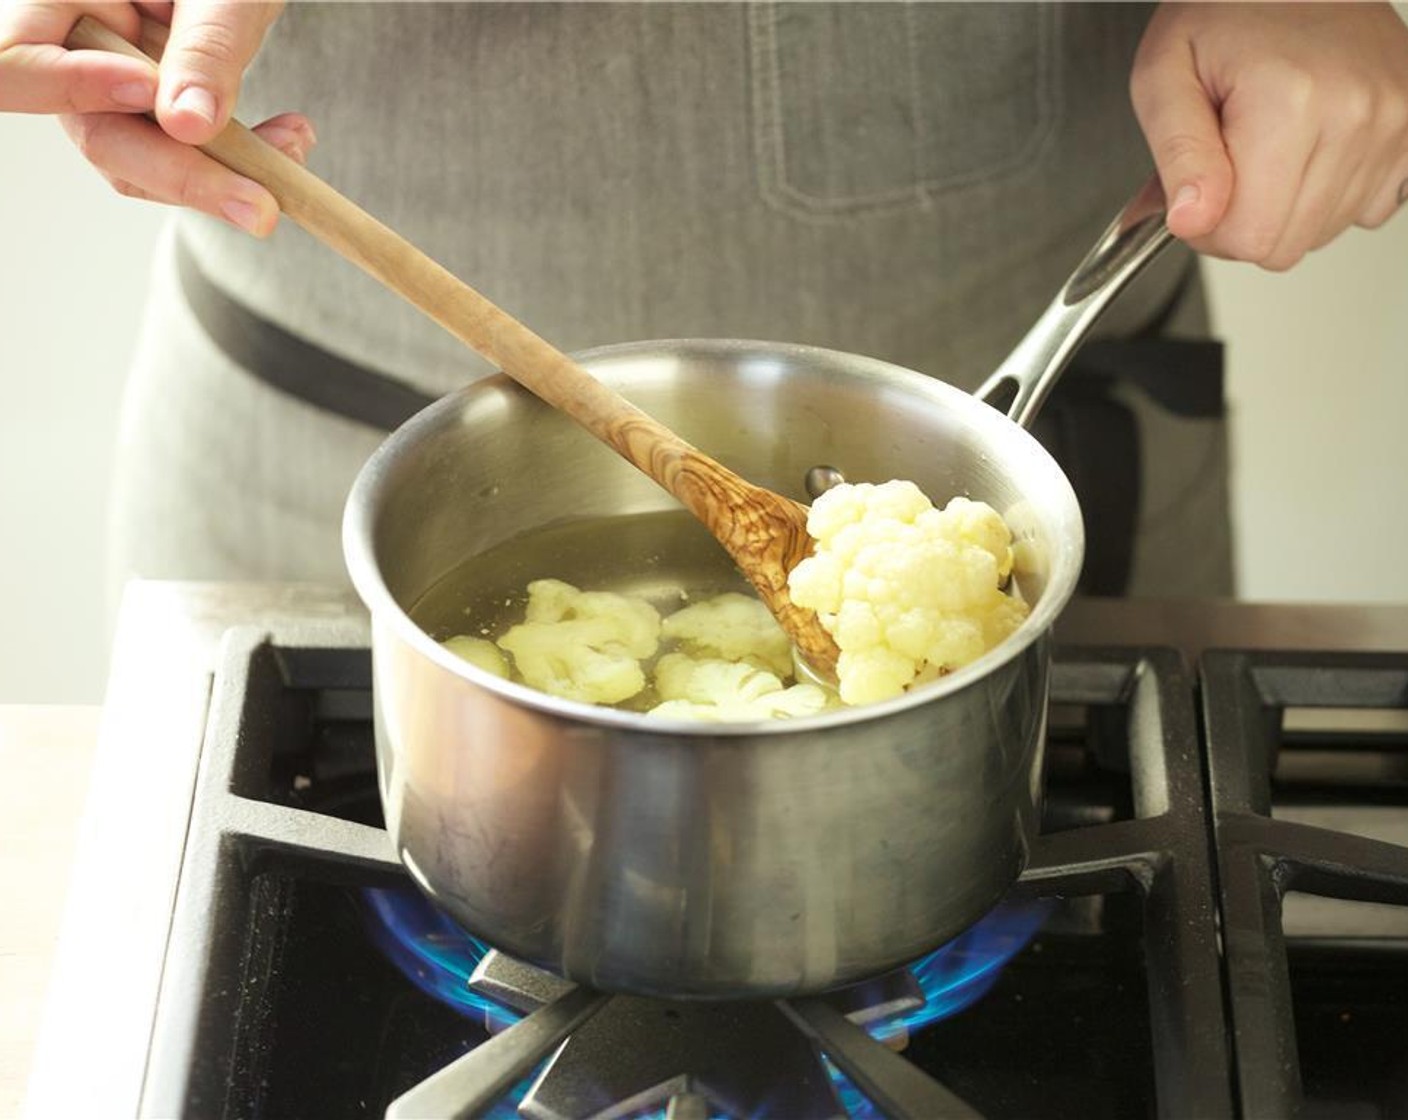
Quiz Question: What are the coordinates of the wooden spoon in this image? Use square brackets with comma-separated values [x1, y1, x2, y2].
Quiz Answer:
[69, 15, 841, 677]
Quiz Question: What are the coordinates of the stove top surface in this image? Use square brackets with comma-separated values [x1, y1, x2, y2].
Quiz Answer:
[23, 585, 1408, 1119]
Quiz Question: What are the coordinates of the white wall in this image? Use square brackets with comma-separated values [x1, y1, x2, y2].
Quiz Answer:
[1, 117, 165, 704]
[1205, 234, 1408, 604]
[3, 113, 1408, 702]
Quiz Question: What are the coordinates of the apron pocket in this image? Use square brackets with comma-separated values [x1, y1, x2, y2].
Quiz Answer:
[748, 1, 1060, 220]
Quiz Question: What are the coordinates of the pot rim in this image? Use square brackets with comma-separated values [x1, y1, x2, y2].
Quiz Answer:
[342, 338, 1084, 736]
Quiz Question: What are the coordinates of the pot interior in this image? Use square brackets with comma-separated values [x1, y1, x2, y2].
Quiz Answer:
[344, 339, 1083, 696]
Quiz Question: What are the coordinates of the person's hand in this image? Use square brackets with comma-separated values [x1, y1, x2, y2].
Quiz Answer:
[0, 1, 314, 236]
[1132, 2, 1408, 270]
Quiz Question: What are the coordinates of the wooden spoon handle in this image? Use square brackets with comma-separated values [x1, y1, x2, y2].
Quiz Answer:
[65, 16, 747, 525]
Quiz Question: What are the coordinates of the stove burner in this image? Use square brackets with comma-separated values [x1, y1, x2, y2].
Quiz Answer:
[364, 884, 1049, 1119]
[495, 982, 855, 1120]
[467, 951, 935, 1120]
[385, 966, 987, 1120]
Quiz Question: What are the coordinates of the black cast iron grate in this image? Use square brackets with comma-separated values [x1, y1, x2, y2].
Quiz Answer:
[1200, 651, 1408, 1119]
[136, 627, 1235, 1119]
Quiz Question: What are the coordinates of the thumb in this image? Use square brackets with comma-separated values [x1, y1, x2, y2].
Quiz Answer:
[155, 0, 282, 145]
[1130, 42, 1234, 241]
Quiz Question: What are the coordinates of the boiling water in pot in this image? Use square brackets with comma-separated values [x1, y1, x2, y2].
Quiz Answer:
[409, 508, 753, 633]
[408, 508, 763, 711]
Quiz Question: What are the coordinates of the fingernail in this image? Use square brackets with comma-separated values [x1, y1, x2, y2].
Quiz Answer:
[219, 198, 263, 235]
[259, 126, 305, 157]
[283, 118, 317, 147]
[110, 80, 155, 109]
[1171, 184, 1200, 212]
[173, 84, 218, 125]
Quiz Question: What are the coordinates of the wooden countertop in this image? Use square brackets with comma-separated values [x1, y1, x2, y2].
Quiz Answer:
[0, 706, 101, 1120]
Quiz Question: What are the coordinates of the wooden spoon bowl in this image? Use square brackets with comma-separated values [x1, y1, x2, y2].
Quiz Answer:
[69, 15, 841, 676]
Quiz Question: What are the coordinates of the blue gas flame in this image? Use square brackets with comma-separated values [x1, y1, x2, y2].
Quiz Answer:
[362, 887, 1049, 1118]
[884, 897, 1052, 1039]
[362, 886, 516, 1031]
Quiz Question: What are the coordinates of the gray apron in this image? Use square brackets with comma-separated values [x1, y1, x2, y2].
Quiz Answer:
[109, 2, 1234, 602]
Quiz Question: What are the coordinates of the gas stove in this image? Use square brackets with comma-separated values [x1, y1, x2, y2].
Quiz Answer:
[23, 584, 1408, 1119]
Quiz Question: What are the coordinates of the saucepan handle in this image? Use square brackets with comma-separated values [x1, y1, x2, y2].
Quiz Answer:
[975, 175, 1174, 431]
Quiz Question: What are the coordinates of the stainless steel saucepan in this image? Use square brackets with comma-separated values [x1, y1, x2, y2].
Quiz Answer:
[343, 179, 1172, 998]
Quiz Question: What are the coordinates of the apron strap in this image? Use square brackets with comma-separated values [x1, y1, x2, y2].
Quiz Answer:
[176, 235, 436, 431]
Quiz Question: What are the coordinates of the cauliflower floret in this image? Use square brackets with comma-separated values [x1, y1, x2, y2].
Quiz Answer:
[496, 579, 661, 705]
[659, 592, 795, 677]
[440, 634, 511, 678]
[654, 652, 778, 703]
[932, 495, 1017, 581]
[835, 646, 922, 707]
[788, 480, 1029, 705]
[647, 652, 834, 722]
